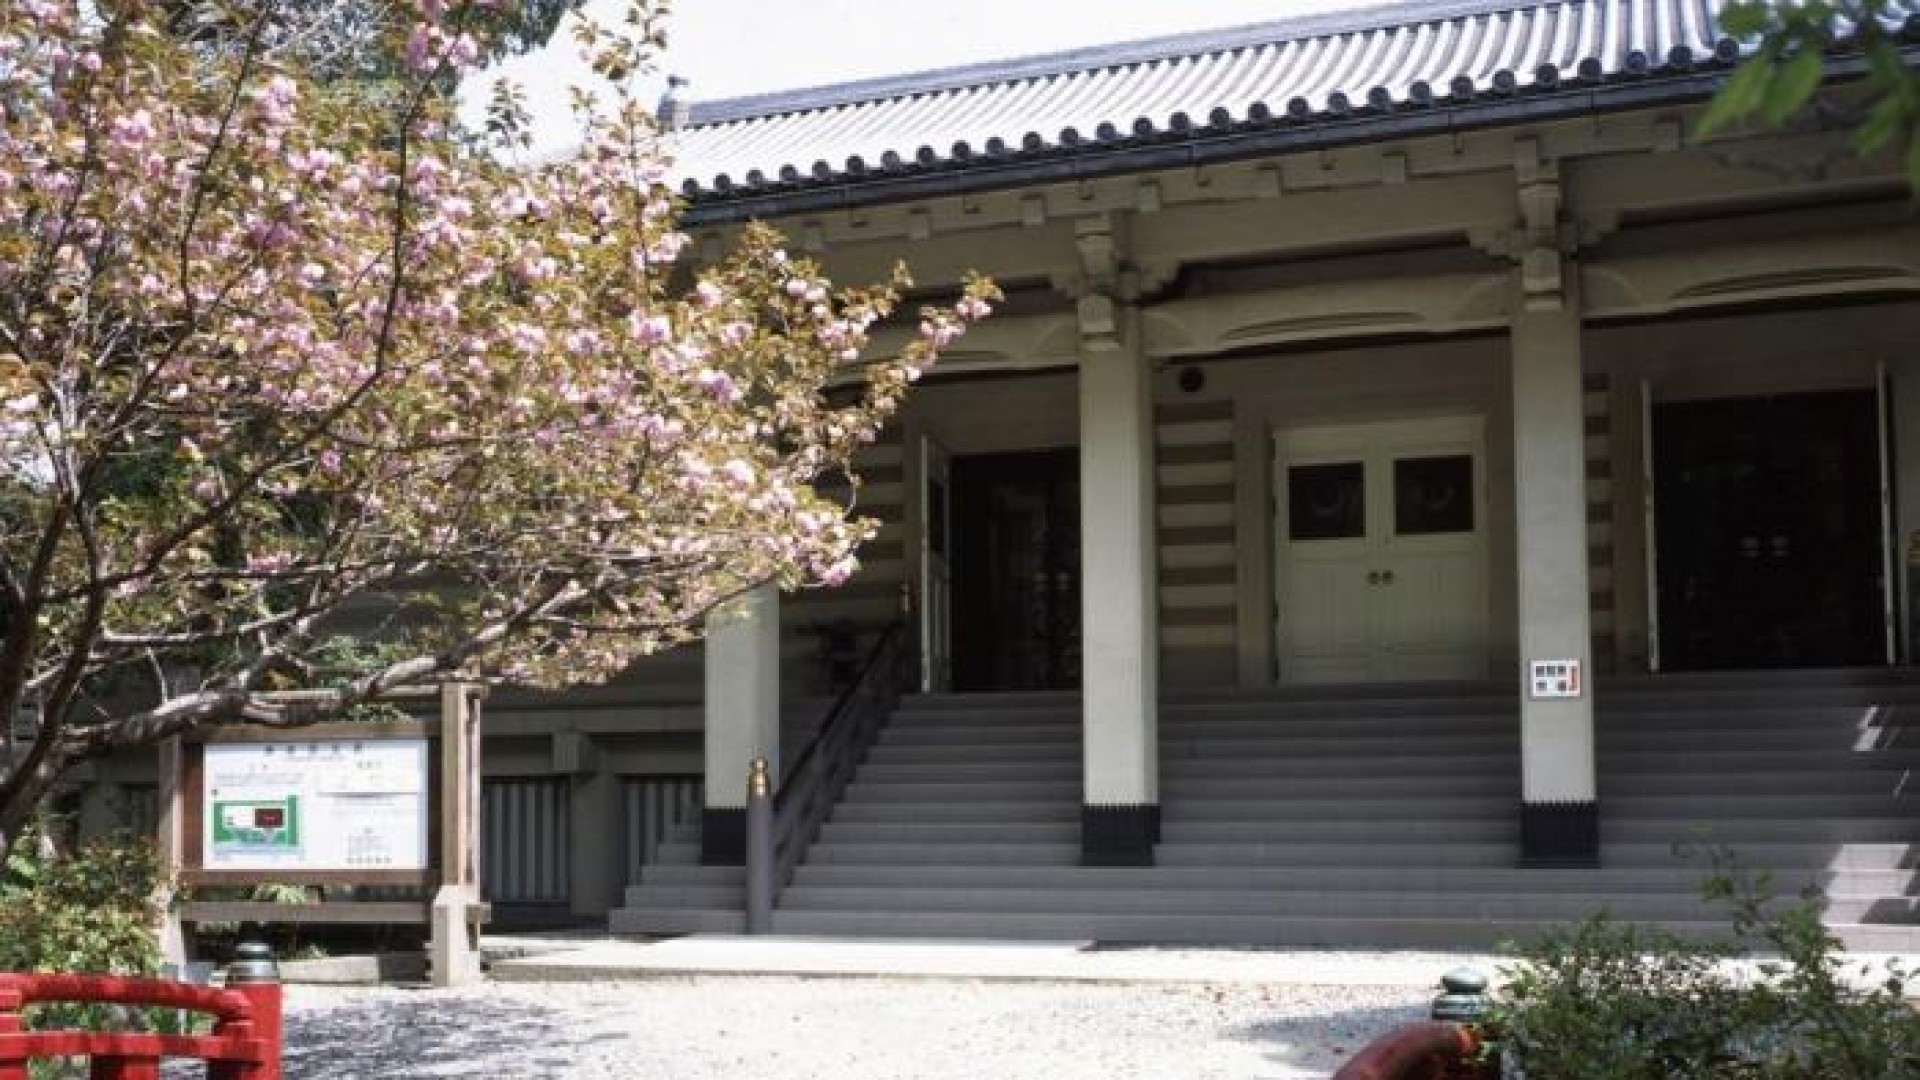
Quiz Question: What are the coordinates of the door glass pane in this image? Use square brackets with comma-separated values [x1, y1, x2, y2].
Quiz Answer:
[1288, 462, 1365, 540]
[1394, 455, 1474, 535]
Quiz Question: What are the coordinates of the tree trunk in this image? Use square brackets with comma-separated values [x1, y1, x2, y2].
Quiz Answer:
[0, 754, 61, 872]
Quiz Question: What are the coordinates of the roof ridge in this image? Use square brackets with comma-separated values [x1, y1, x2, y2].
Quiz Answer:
[686, 0, 1585, 128]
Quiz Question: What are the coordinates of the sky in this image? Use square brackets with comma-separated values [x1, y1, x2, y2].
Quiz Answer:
[463, 0, 1398, 157]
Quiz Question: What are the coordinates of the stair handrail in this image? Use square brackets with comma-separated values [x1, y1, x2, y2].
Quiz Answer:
[767, 619, 911, 897]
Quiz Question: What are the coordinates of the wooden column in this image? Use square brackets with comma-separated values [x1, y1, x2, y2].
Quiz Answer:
[430, 681, 485, 987]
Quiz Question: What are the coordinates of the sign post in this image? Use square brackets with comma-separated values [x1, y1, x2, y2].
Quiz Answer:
[430, 681, 484, 987]
[164, 682, 486, 987]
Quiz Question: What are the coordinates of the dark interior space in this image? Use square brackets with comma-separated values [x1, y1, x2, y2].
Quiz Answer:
[1653, 389, 1886, 671]
[949, 449, 1081, 691]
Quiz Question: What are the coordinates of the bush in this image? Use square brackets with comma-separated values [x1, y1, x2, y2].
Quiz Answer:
[0, 825, 164, 978]
[0, 826, 174, 1077]
[1488, 864, 1919, 1079]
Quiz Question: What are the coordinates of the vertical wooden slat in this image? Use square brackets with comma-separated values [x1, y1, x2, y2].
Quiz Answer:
[621, 776, 701, 885]
[480, 778, 571, 904]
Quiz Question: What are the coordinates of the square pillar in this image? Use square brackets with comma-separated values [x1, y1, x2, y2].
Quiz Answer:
[1078, 303, 1160, 866]
[701, 583, 780, 864]
[1511, 272, 1599, 867]
[566, 752, 624, 919]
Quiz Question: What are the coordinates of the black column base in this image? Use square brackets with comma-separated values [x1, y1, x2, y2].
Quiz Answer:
[1520, 800, 1599, 868]
[701, 808, 746, 865]
[1081, 804, 1160, 867]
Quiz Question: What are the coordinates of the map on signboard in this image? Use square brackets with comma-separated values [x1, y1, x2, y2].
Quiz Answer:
[212, 797, 299, 849]
[203, 739, 428, 872]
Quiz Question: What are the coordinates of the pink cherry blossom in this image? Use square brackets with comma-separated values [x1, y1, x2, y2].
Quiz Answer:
[0, 0, 1000, 845]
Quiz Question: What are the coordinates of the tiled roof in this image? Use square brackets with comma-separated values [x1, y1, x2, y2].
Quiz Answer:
[672, 0, 1920, 215]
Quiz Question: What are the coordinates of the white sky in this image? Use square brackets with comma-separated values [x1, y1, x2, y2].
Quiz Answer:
[465, 0, 1396, 156]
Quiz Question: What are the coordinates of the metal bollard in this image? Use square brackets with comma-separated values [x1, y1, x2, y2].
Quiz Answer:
[221, 941, 284, 1080]
[1430, 966, 1491, 1024]
[744, 757, 773, 934]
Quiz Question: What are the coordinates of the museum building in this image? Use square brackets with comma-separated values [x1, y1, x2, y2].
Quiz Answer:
[71, 0, 1920, 947]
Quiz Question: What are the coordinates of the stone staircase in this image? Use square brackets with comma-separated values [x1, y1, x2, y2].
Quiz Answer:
[610, 670, 1919, 949]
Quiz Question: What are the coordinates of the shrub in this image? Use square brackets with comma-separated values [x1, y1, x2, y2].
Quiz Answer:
[0, 825, 164, 978]
[0, 825, 175, 1077]
[1488, 865, 1919, 1079]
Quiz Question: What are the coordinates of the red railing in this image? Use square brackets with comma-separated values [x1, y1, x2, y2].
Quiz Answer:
[0, 972, 281, 1080]
[1330, 1021, 1493, 1080]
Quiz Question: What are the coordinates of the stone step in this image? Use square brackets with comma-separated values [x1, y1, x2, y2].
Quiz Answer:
[1597, 817, 1920, 844]
[894, 699, 1920, 728]
[1604, 794, 1918, 817]
[895, 716, 1514, 741]
[1159, 819, 1515, 843]
[620, 883, 742, 908]
[817, 820, 1082, 843]
[1602, 748, 1920, 772]
[611, 676, 1920, 948]
[773, 885, 1915, 924]
[607, 906, 744, 935]
[862, 742, 1081, 765]
[1597, 667, 1920, 693]
[1605, 770, 1916, 796]
[757, 908, 1708, 949]
[805, 842, 1080, 866]
[1153, 840, 1918, 871]
[1599, 729, 1913, 751]
[634, 864, 746, 886]
[1165, 776, 1521, 798]
[843, 779, 1084, 802]
[787, 863, 1918, 897]
[1595, 687, 1920, 711]
[857, 745, 1920, 776]
[1161, 797, 1513, 820]
[763, 909, 1919, 952]
[829, 801, 1078, 823]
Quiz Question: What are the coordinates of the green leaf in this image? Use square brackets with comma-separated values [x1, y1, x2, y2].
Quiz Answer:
[1854, 95, 1907, 154]
[1864, 39, 1912, 94]
[1718, 2, 1772, 38]
[1761, 49, 1824, 126]
[1907, 131, 1920, 194]
[1700, 56, 1775, 135]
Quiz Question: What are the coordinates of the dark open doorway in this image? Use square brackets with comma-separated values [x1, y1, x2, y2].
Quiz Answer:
[950, 449, 1081, 691]
[1653, 389, 1886, 671]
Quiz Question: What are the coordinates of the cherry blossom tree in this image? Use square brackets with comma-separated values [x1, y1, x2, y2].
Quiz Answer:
[0, 0, 996, 862]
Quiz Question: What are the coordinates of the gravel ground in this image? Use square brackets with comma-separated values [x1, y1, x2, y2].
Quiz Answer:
[279, 976, 1430, 1079]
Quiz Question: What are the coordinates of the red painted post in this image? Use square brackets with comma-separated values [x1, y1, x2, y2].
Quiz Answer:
[216, 943, 283, 1080]
[0, 981, 26, 1080]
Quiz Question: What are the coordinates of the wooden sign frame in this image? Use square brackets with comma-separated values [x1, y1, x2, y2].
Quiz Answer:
[157, 683, 486, 987]
[178, 717, 438, 890]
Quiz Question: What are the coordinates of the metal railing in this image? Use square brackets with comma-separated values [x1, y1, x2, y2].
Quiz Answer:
[746, 620, 911, 931]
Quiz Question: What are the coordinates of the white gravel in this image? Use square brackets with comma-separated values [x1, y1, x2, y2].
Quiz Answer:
[279, 977, 1430, 1079]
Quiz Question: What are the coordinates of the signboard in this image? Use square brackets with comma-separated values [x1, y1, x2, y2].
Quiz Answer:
[1528, 658, 1582, 700]
[202, 738, 428, 872]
